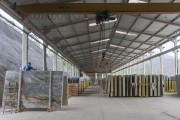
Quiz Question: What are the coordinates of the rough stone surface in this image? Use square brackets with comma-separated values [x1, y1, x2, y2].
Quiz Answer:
[2, 71, 66, 110]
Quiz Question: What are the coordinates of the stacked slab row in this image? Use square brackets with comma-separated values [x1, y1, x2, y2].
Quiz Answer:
[67, 77, 91, 96]
[78, 81, 91, 94]
[107, 75, 164, 97]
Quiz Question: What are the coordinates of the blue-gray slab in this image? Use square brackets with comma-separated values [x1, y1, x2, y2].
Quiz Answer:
[2, 71, 67, 110]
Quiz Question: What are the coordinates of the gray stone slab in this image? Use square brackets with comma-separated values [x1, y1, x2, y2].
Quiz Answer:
[2, 71, 67, 111]
[0, 79, 3, 106]
[62, 76, 68, 105]
[175, 75, 180, 94]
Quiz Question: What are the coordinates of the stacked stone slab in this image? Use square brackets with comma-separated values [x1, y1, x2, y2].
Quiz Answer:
[175, 75, 180, 94]
[71, 84, 79, 96]
[0, 79, 3, 105]
[67, 78, 90, 96]
[2, 71, 68, 112]
[106, 75, 164, 97]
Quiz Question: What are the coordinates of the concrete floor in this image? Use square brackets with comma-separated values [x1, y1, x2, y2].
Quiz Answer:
[1, 85, 180, 120]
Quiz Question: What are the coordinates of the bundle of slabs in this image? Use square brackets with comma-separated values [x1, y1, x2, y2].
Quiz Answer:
[109, 75, 164, 97]
[175, 75, 180, 94]
[71, 83, 79, 96]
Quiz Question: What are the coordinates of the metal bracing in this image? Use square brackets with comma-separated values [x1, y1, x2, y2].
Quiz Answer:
[44, 18, 94, 34]
[114, 41, 180, 73]
[107, 14, 142, 64]
[44, 15, 178, 38]
[52, 27, 112, 43]
[112, 14, 180, 70]
[67, 14, 91, 69]
[111, 14, 163, 68]
[83, 0, 94, 71]
[60, 36, 153, 50]
[130, 14, 180, 28]
[112, 0, 178, 70]
[48, 16, 77, 59]
[44, 14, 179, 36]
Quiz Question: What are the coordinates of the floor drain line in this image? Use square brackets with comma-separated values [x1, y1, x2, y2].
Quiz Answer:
[162, 112, 180, 120]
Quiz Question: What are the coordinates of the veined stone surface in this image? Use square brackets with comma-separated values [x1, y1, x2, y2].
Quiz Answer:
[2, 71, 66, 110]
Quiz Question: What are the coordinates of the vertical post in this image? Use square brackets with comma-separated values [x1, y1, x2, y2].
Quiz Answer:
[15, 69, 22, 112]
[158, 46, 164, 75]
[150, 52, 153, 75]
[43, 44, 47, 71]
[136, 64, 139, 75]
[53, 53, 57, 71]
[105, 65, 108, 93]
[143, 62, 145, 75]
[62, 76, 67, 105]
[150, 59, 153, 75]
[47, 70, 53, 112]
[160, 55, 164, 75]
[174, 39, 178, 75]
[174, 50, 178, 75]
[22, 28, 29, 69]
[127, 68, 129, 75]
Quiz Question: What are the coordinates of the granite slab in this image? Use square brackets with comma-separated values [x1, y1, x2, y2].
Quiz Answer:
[2, 71, 67, 111]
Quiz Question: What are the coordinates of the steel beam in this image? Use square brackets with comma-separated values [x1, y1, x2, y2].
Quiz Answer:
[17, 3, 180, 15]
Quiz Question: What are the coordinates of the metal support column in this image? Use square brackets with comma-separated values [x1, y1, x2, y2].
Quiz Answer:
[174, 39, 178, 75]
[150, 59, 153, 75]
[160, 55, 164, 75]
[143, 61, 145, 75]
[143, 56, 145, 75]
[136, 64, 139, 75]
[22, 28, 29, 69]
[43, 44, 47, 71]
[158, 46, 164, 75]
[150, 52, 153, 75]
[174, 50, 178, 75]
[53, 53, 57, 71]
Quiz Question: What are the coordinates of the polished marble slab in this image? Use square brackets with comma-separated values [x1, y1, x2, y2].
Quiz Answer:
[2, 71, 67, 110]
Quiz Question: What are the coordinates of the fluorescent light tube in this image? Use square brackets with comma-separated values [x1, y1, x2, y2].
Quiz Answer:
[91, 49, 106, 53]
[116, 30, 137, 36]
[89, 18, 117, 26]
[110, 44, 125, 49]
[106, 52, 118, 56]
[91, 38, 110, 44]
